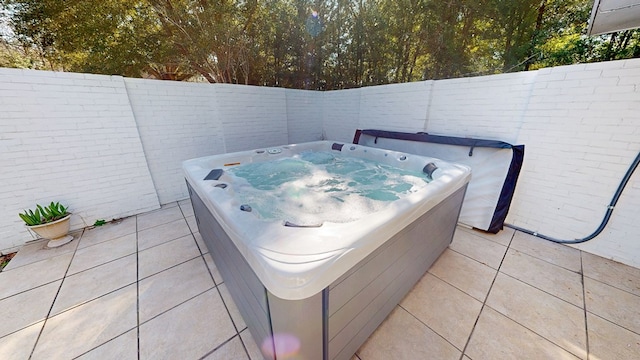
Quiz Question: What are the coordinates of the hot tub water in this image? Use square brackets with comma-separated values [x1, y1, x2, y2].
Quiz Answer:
[226, 151, 430, 225]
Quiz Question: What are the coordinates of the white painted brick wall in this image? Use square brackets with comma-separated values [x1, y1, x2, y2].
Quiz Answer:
[428, 72, 537, 143]
[322, 82, 432, 142]
[0, 68, 159, 253]
[322, 88, 361, 142]
[285, 89, 323, 143]
[125, 79, 225, 204]
[2, 59, 639, 269]
[215, 84, 288, 152]
[510, 59, 640, 267]
[358, 81, 432, 132]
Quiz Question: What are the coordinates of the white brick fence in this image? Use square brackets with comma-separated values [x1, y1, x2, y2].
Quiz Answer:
[1, 59, 639, 268]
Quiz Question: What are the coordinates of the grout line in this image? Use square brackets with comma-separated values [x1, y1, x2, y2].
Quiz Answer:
[582, 272, 640, 299]
[0, 275, 66, 303]
[581, 251, 590, 358]
[508, 237, 581, 274]
[44, 279, 137, 320]
[183, 196, 253, 359]
[135, 214, 141, 360]
[138, 286, 215, 327]
[138, 253, 202, 282]
[71, 327, 137, 359]
[481, 302, 587, 359]
[213, 277, 243, 333]
[66, 249, 137, 278]
[237, 328, 256, 360]
[28, 229, 86, 360]
[585, 310, 640, 337]
[398, 303, 461, 353]
[465, 231, 588, 359]
[137, 214, 187, 233]
[497, 271, 582, 309]
[458, 227, 515, 359]
[447, 247, 501, 271]
[197, 333, 242, 360]
[457, 226, 512, 248]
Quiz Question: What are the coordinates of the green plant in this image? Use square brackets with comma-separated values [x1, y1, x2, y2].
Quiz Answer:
[93, 219, 107, 227]
[18, 202, 70, 226]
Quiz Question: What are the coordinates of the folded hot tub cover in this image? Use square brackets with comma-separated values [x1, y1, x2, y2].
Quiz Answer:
[354, 129, 524, 233]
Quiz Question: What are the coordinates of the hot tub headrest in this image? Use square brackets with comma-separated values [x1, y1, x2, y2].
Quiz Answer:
[423, 163, 438, 179]
[284, 221, 323, 228]
[204, 169, 224, 181]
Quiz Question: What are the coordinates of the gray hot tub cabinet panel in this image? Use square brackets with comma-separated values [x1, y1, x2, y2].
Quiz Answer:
[189, 182, 467, 360]
[327, 186, 466, 360]
[188, 185, 272, 350]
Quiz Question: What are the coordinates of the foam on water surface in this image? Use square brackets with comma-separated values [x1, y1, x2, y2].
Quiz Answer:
[226, 151, 429, 225]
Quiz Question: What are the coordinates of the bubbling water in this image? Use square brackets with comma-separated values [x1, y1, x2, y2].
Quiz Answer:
[226, 151, 429, 225]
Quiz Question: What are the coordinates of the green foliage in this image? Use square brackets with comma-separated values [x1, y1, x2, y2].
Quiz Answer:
[93, 219, 107, 227]
[2, 0, 639, 88]
[18, 202, 69, 226]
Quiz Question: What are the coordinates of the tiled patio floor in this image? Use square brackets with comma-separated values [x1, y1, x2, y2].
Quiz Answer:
[1, 200, 639, 359]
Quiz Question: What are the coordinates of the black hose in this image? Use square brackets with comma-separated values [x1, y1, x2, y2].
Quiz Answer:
[505, 150, 640, 244]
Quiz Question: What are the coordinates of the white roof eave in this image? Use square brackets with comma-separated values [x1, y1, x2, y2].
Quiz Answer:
[588, 0, 640, 35]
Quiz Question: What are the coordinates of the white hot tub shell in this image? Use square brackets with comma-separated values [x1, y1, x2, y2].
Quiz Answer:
[183, 141, 471, 360]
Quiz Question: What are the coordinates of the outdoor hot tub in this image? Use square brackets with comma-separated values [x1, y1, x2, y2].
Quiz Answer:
[183, 141, 470, 360]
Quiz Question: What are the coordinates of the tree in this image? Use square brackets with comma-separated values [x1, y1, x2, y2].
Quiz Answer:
[2, 0, 639, 88]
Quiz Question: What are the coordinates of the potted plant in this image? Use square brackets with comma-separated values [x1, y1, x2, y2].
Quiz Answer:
[18, 202, 73, 248]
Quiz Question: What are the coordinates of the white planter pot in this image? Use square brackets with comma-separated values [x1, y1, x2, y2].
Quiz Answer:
[28, 214, 73, 248]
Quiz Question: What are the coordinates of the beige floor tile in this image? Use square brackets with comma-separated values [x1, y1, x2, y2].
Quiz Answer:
[458, 226, 515, 247]
[582, 251, 640, 297]
[486, 273, 587, 358]
[204, 336, 249, 360]
[138, 218, 191, 251]
[139, 288, 236, 360]
[31, 284, 137, 359]
[179, 199, 195, 218]
[137, 206, 184, 231]
[78, 217, 136, 249]
[51, 254, 137, 316]
[218, 283, 247, 331]
[240, 329, 264, 360]
[429, 248, 497, 301]
[510, 232, 581, 272]
[139, 257, 215, 323]
[138, 235, 200, 279]
[587, 313, 640, 360]
[0, 281, 60, 338]
[500, 248, 583, 307]
[465, 306, 580, 360]
[68, 233, 137, 275]
[185, 215, 198, 233]
[449, 230, 507, 269]
[0, 321, 43, 360]
[584, 277, 640, 334]
[357, 307, 461, 360]
[0, 253, 71, 300]
[194, 232, 208, 254]
[401, 273, 482, 350]
[204, 252, 223, 284]
[75, 329, 138, 360]
[4, 233, 80, 271]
